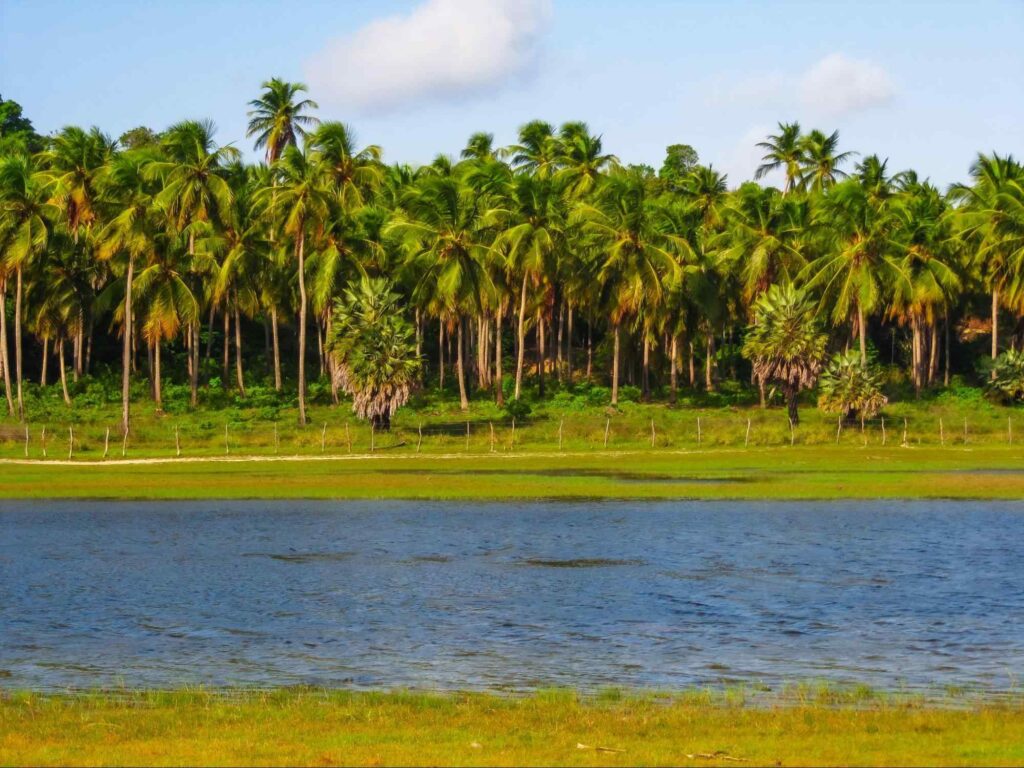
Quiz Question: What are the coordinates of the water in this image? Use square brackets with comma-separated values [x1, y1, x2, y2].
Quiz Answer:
[1, 500, 1022, 692]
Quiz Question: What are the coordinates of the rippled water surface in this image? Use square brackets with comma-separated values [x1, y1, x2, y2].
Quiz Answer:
[1, 500, 1022, 691]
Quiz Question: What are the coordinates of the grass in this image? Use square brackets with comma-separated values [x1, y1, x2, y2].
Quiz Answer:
[2, 688, 1022, 766]
[2, 446, 1024, 500]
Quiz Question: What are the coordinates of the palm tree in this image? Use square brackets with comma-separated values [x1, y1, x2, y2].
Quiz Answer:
[246, 78, 319, 165]
[742, 284, 827, 424]
[799, 129, 855, 193]
[0, 153, 55, 418]
[258, 145, 333, 424]
[388, 175, 490, 411]
[803, 178, 903, 364]
[555, 122, 618, 197]
[574, 169, 684, 404]
[509, 120, 559, 178]
[755, 122, 804, 193]
[97, 146, 162, 434]
[308, 121, 383, 211]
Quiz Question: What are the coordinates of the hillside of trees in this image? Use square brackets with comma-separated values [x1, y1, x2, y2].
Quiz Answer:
[1, 82, 1022, 432]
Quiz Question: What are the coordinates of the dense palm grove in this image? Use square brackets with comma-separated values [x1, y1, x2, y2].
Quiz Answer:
[0, 81, 1022, 433]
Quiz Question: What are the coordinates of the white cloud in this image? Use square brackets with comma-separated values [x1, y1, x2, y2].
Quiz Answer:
[798, 53, 895, 116]
[305, 0, 551, 114]
[709, 53, 895, 118]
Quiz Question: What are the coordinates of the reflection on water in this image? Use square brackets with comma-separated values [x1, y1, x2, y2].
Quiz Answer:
[1, 499, 1021, 692]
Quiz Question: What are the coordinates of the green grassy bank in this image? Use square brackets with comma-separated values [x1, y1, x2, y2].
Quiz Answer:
[2, 688, 1022, 767]
[2, 446, 1024, 500]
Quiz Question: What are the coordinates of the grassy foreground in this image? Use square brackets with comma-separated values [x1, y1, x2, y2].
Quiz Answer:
[2, 445, 1024, 500]
[2, 689, 1022, 767]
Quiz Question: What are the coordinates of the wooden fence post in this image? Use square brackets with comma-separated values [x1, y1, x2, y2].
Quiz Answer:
[697, 417, 702, 448]
[603, 417, 610, 448]
[745, 418, 751, 448]
[225, 423, 230, 455]
[861, 414, 867, 447]
[465, 421, 470, 452]
[559, 419, 564, 451]
[345, 421, 352, 453]
[939, 417, 944, 446]
[902, 417, 908, 447]
[122, 428, 128, 457]
[963, 417, 968, 445]
[490, 421, 496, 453]
[836, 416, 842, 444]
[175, 424, 181, 457]
[370, 423, 375, 453]
[511, 417, 516, 450]
[23, 425, 28, 458]
[1009, 416, 1013, 446]
[321, 422, 327, 453]
[650, 418, 655, 448]
[103, 427, 110, 459]
[67, 426, 74, 460]
[417, 422, 423, 453]
[789, 418, 795, 446]
[881, 416, 886, 446]
[41, 426, 46, 458]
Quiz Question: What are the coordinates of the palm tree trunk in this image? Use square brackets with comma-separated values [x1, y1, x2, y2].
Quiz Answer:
[190, 322, 199, 406]
[858, 301, 867, 365]
[222, 308, 230, 386]
[58, 340, 71, 405]
[514, 275, 528, 400]
[40, 337, 48, 387]
[494, 307, 504, 406]
[206, 305, 215, 360]
[566, 305, 574, 384]
[0, 280, 13, 416]
[74, 322, 83, 381]
[705, 332, 716, 392]
[688, 339, 696, 387]
[121, 258, 134, 436]
[784, 384, 799, 426]
[944, 311, 951, 387]
[153, 339, 162, 411]
[911, 316, 921, 395]
[641, 335, 650, 401]
[456, 318, 469, 411]
[271, 308, 282, 391]
[586, 320, 593, 380]
[611, 322, 620, 406]
[15, 267, 24, 420]
[234, 299, 246, 398]
[991, 289, 999, 378]
[297, 232, 308, 425]
[928, 320, 939, 385]
[669, 334, 678, 403]
[536, 315, 545, 398]
[438, 321, 445, 390]
[556, 300, 564, 383]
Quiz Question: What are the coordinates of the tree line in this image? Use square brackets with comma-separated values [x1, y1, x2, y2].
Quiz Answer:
[0, 81, 1022, 432]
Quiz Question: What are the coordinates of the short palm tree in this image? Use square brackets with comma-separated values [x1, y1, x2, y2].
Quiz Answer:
[818, 351, 888, 420]
[743, 284, 827, 425]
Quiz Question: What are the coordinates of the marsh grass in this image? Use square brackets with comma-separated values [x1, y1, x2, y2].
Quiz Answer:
[2, 687, 1022, 766]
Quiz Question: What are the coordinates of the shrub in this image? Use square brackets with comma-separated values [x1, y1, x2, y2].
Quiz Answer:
[985, 350, 1024, 402]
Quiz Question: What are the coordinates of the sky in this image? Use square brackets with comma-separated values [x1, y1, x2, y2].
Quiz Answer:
[2, 0, 1022, 188]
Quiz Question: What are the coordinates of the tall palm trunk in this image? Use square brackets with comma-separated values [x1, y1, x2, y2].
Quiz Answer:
[513, 275, 528, 400]
[153, 339, 162, 411]
[438, 321, 445, 390]
[669, 334, 678, 403]
[705, 332, 716, 392]
[688, 340, 696, 388]
[586, 320, 593, 380]
[222, 309, 230, 386]
[858, 301, 868, 365]
[121, 258, 134, 436]
[0, 280, 13, 416]
[944, 312, 951, 387]
[234, 299, 246, 398]
[40, 337, 48, 386]
[911, 316, 922, 395]
[556, 300, 564, 382]
[189, 322, 199, 406]
[15, 267, 24, 420]
[928, 321, 939, 385]
[641, 335, 650, 401]
[58, 340, 71, 405]
[991, 289, 999, 379]
[456, 318, 469, 411]
[494, 307, 504, 406]
[611, 322, 620, 406]
[297, 232, 309, 425]
[536, 315, 545, 398]
[271, 308, 282, 391]
[566, 305, 574, 384]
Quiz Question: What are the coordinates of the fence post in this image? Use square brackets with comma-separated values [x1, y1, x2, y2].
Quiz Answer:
[697, 417, 702, 448]
[225, 423, 230, 455]
[465, 421, 470, 452]
[122, 428, 128, 457]
[511, 418, 516, 450]
[41, 426, 46, 458]
[650, 418, 655, 448]
[23, 425, 28, 458]
[490, 421, 496, 453]
[321, 422, 327, 453]
[1009, 416, 1013, 446]
[417, 422, 423, 453]
[67, 426, 74, 460]
[175, 424, 181, 457]
[861, 414, 867, 447]
[745, 418, 751, 448]
[881, 416, 886, 446]
[789, 418, 795, 447]
[902, 417, 908, 447]
[346, 421, 352, 453]
[603, 417, 610, 448]
[370, 423, 375, 453]
[559, 419, 564, 451]
[836, 416, 842, 444]
[103, 427, 110, 459]
[939, 417, 944, 446]
[963, 417, 968, 445]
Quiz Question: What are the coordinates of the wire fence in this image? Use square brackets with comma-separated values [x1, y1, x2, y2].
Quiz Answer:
[1, 411, 1020, 460]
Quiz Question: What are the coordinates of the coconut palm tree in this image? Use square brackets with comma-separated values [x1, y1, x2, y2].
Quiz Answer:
[258, 144, 333, 424]
[743, 283, 827, 424]
[799, 129, 855, 193]
[307, 121, 383, 211]
[387, 175, 490, 411]
[509, 120, 559, 179]
[755, 122, 804, 193]
[0, 153, 55, 418]
[246, 78, 319, 165]
[555, 122, 618, 197]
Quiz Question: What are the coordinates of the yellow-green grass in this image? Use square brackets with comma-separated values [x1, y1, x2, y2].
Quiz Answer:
[2, 688, 1022, 767]
[2, 446, 1024, 500]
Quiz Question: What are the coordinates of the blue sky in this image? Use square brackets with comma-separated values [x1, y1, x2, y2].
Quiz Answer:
[2, 0, 1021, 187]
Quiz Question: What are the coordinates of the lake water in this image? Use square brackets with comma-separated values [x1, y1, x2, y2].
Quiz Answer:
[1, 500, 1022, 692]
